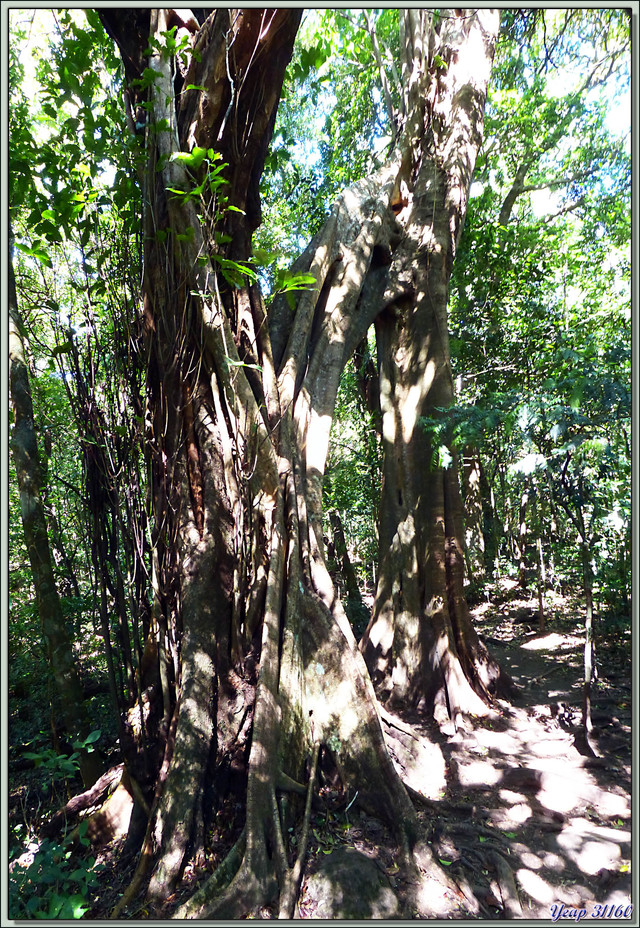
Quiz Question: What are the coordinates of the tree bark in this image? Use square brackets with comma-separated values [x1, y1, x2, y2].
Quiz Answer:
[515, 482, 530, 588]
[360, 10, 513, 725]
[329, 510, 364, 606]
[99, 7, 510, 917]
[461, 448, 486, 577]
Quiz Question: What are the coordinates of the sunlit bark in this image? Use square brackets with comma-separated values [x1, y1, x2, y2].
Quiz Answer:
[361, 10, 513, 723]
[101, 7, 508, 916]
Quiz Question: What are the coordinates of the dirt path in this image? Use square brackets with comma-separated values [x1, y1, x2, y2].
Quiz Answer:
[452, 588, 632, 918]
[299, 584, 632, 919]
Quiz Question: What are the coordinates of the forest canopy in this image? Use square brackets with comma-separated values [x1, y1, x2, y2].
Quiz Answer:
[7, 7, 630, 921]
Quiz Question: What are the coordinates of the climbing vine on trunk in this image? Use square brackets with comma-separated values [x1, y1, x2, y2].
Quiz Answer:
[98, 7, 508, 918]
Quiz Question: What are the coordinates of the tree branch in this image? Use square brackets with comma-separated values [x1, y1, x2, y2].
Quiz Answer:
[363, 11, 396, 129]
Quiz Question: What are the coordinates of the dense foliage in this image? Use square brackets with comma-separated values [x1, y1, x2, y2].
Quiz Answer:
[8, 8, 629, 919]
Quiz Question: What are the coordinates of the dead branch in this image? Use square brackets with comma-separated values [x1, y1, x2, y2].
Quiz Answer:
[41, 764, 124, 837]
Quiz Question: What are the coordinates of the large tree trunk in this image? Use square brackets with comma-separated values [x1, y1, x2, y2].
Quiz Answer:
[100, 7, 509, 917]
[9, 236, 102, 788]
[360, 10, 513, 727]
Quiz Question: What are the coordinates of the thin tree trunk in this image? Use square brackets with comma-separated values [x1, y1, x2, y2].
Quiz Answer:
[9, 237, 101, 788]
[580, 538, 599, 750]
[553, 460, 600, 755]
[461, 449, 486, 578]
[480, 459, 500, 577]
[534, 482, 546, 632]
[516, 482, 530, 589]
[536, 535, 546, 632]
[329, 510, 364, 606]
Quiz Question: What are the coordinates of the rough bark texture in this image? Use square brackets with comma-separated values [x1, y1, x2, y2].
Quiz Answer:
[360, 10, 513, 724]
[98, 7, 508, 917]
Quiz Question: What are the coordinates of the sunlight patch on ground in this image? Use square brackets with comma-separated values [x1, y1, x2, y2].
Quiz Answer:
[527, 738, 572, 757]
[454, 759, 502, 788]
[469, 600, 493, 618]
[498, 788, 527, 805]
[416, 872, 462, 919]
[473, 728, 522, 755]
[556, 822, 626, 875]
[537, 786, 581, 814]
[567, 819, 631, 845]
[507, 803, 532, 825]
[389, 733, 446, 800]
[520, 632, 582, 651]
[516, 867, 555, 905]
[517, 848, 543, 869]
[542, 851, 565, 870]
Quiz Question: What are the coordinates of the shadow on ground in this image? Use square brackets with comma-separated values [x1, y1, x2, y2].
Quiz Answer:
[300, 581, 631, 919]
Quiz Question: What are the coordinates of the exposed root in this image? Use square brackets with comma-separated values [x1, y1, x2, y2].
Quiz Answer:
[174, 847, 278, 919]
[41, 763, 124, 838]
[278, 741, 320, 918]
[378, 704, 423, 739]
[172, 830, 246, 918]
[111, 701, 179, 918]
[490, 850, 523, 918]
[380, 715, 446, 801]
[172, 742, 321, 919]
[409, 838, 470, 918]
[111, 827, 154, 919]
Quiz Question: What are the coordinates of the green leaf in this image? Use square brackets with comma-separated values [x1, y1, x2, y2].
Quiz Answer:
[570, 380, 584, 411]
[211, 253, 257, 286]
[14, 242, 52, 268]
[133, 67, 161, 91]
[225, 357, 263, 373]
[252, 246, 275, 265]
[60, 894, 89, 919]
[82, 729, 101, 746]
[170, 146, 207, 170]
[176, 226, 195, 242]
[46, 893, 66, 918]
[52, 341, 73, 357]
[275, 270, 317, 294]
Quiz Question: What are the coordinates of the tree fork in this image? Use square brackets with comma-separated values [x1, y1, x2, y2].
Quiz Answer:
[100, 8, 513, 918]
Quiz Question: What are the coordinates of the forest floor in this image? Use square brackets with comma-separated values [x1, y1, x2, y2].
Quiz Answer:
[9, 580, 632, 920]
[297, 579, 633, 920]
